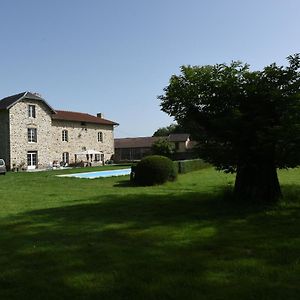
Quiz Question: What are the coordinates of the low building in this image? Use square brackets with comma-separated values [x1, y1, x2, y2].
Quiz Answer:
[114, 133, 196, 161]
[114, 136, 161, 161]
[0, 91, 118, 170]
[168, 133, 196, 154]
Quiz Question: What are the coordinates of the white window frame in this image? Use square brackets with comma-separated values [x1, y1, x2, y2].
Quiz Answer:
[62, 130, 68, 142]
[27, 151, 38, 169]
[28, 105, 36, 118]
[62, 152, 69, 164]
[28, 128, 37, 143]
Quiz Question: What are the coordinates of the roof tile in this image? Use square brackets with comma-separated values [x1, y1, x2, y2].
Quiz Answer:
[52, 110, 118, 126]
[115, 134, 190, 149]
[115, 137, 163, 148]
[0, 92, 118, 125]
[0, 92, 26, 110]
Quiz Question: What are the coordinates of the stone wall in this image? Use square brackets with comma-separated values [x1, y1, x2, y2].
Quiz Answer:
[9, 100, 53, 169]
[7, 99, 115, 170]
[176, 141, 187, 153]
[51, 120, 115, 164]
[0, 110, 10, 166]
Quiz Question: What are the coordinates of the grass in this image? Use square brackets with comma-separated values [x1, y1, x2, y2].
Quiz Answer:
[0, 166, 299, 299]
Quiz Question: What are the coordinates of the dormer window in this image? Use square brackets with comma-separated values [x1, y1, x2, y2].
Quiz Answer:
[28, 105, 36, 118]
[62, 130, 68, 142]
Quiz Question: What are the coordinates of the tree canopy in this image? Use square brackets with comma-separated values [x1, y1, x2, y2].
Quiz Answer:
[152, 124, 185, 137]
[158, 55, 300, 202]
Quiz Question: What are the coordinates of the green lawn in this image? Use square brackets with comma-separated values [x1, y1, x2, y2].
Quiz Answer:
[0, 166, 299, 299]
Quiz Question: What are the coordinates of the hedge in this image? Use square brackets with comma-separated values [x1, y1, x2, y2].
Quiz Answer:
[174, 159, 210, 174]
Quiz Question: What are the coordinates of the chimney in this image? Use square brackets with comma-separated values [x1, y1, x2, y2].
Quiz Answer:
[97, 113, 104, 119]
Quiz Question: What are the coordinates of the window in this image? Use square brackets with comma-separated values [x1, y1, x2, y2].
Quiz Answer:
[62, 152, 69, 164]
[95, 154, 100, 161]
[28, 128, 37, 143]
[98, 131, 103, 142]
[28, 105, 36, 118]
[62, 130, 68, 142]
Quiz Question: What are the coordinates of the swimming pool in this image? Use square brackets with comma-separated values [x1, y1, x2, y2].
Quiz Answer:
[57, 168, 131, 179]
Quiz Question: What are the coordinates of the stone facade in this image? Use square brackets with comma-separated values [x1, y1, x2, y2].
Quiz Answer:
[0, 110, 10, 166]
[0, 94, 116, 170]
[51, 120, 114, 165]
[9, 100, 53, 169]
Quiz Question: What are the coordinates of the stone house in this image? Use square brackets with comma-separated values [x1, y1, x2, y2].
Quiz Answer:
[0, 91, 118, 170]
[114, 133, 197, 161]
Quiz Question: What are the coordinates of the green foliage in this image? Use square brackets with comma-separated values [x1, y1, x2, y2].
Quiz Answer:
[159, 54, 300, 202]
[174, 159, 210, 174]
[152, 123, 185, 137]
[159, 55, 300, 170]
[151, 138, 175, 158]
[134, 155, 177, 186]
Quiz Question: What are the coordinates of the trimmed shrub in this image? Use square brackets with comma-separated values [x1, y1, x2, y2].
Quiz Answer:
[174, 159, 210, 174]
[134, 155, 177, 186]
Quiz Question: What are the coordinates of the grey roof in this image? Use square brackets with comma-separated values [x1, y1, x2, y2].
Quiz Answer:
[169, 133, 190, 142]
[0, 92, 119, 125]
[0, 92, 26, 110]
[25, 92, 46, 101]
[0, 91, 56, 112]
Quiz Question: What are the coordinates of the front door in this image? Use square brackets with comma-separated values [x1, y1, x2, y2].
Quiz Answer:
[27, 151, 37, 170]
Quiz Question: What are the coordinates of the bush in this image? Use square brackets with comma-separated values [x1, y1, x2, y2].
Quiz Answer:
[130, 164, 137, 182]
[151, 138, 174, 158]
[134, 155, 177, 186]
[174, 159, 209, 174]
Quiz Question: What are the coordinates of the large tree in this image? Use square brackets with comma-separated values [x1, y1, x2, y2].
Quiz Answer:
[159, 55, 300, 203]
[152, 123, 185, 137]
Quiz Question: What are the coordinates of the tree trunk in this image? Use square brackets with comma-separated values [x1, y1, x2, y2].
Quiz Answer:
[234, 161, 282, 203]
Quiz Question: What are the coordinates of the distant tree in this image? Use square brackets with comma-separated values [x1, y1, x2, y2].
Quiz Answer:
[153, 123, 185, 137]
[151, 138, 175, 158]
[159, 55, 300, 203]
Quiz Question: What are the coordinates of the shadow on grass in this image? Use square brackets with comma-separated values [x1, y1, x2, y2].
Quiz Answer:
[113, 179, 134, 188]
[0, 186, 300, 300]
[281, 184, 300, 203]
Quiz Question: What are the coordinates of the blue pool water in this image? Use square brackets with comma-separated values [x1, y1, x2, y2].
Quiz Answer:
[57, 168, 131, 179]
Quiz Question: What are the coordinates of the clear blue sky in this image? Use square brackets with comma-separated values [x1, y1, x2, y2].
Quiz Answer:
[1, 0, 299, 137]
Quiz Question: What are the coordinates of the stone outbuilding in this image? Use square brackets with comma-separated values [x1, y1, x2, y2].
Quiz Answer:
[114, 133, 197, 162]
[0, 91, 118, 170]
